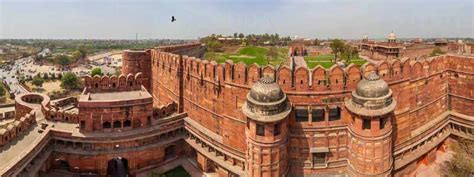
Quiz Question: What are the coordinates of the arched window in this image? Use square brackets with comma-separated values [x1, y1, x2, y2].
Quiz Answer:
[95, 83, 99, 88]
[103, 121, 111, 129]
[113, 121, 121, 128]
[112, 83, 116, 88]
[123, 120, 131, 127]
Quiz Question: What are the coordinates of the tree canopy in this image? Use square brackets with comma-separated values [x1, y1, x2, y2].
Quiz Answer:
[77, 45, 88, 59]
[0, 84, 5, 97]
[329, 39, 345, 61]
[53, 54, 71, 66]
[200, 37, 223, 52]
[71, 51, 82, 61]
[32, 76, 44, 87]
[91, 68, 103, 77]
[61, 72, 80, 90]
[430, 47, 445, 56]
[329, 39, 360, 63]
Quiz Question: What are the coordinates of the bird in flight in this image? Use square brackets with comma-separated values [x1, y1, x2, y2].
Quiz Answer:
[171, 16, 176, 22]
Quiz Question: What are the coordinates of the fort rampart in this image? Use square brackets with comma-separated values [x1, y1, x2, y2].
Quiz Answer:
[142, 42, 473, 176]
[0, 109, 36, 147]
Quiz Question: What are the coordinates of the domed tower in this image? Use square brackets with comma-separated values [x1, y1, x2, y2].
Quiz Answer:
[345, 72, 396, 177]
[243, 76, 292, 177]
[362, 34, 369, 43]
[387, 32, 397, 44]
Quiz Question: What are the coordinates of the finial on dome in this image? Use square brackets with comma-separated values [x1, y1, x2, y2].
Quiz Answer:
[259, 75, 275, 84]
[365, 72, 380, 81]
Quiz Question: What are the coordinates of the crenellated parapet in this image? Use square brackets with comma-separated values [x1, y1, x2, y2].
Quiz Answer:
[15, 93, 50, 119]
[153, 102, 177, 119]
[155, 43, 202, 53]
[83, 73, 144, 93]
[151, 47, 474, 176]
[0, 110, 36, 147]
[47, 97, 79, 123]
[153, 51, 472, 93]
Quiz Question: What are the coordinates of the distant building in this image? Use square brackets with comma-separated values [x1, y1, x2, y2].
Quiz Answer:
[358, 32, 403, 60]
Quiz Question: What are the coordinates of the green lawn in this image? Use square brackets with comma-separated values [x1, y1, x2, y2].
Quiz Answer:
[350, 59, 368, 66]
[204, 46, 288, 66]
[304, 54, 368, 69]
[304, 54, 335, 69]
[163, 166, 190, 177]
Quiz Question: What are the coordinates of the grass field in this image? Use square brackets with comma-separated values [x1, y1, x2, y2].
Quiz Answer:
[304, 54, 367, 69]
[204, 46, 288, 66]
[163, 166, 190, 177]
[304, 54, 335, 69]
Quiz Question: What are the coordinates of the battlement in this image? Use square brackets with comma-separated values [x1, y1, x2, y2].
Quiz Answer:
[152, 50, 473, 92]
[155, 43, 202, 53]
[153, 102, 177, 119]
[47, 97, 79, 123]
[0, 110, 36, 147]
[83, 73, 145, 93]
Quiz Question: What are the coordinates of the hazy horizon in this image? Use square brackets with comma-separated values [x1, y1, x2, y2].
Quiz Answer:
[1, 0, 473, 40]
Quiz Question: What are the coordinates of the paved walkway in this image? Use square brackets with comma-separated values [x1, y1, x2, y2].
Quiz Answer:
[0, 125, 42, 171]
[359, 55, 381, 65]
[0, 104, 46, 173]
[293, 56, 308, 68]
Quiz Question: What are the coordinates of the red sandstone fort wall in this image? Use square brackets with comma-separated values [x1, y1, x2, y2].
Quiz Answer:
[122, 50, 152, 91]
[151, 46, 474, 174]
[49, 140, 186, 175]
[401, 46, 448, 59]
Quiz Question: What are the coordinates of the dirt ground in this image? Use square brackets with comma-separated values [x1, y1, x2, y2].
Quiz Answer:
[26, 80, 63, 94]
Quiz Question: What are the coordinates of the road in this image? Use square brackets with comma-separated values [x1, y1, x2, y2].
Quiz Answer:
[0, 57, 32, 95]
[0, 52, 123, 96]
[292, 56, 308, 68]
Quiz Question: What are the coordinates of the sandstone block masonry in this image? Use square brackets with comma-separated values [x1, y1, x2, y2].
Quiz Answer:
[120, 42, 473, 176]
[1, 43, 472, 177]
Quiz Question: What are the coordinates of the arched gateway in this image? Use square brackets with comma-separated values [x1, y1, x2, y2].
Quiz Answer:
[107, 157, 130, 177]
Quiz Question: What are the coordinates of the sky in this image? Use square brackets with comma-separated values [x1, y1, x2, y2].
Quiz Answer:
[0, 0, 473, 39]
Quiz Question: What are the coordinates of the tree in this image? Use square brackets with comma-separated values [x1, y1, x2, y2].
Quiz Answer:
[71, 51, 82, 61]
[445, 139, 474, 176]
[115, 68, 122, 76]
[54, 54, 71, 66]
[238, 33, 244, 39]
[329, 39, 345, 63]
[78, 45, 88, 59]
[430, 47, 445, 56]
[0, 84, 5, 97]
[91, 68, 103, 77]
[234, 33, 238, 38]
[207, 40, 223, 52]
[61, 72, 79, 90]
[32, 76, 44, 87]
[266, 47, 278, 64]
[341, 45, 359, 63]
